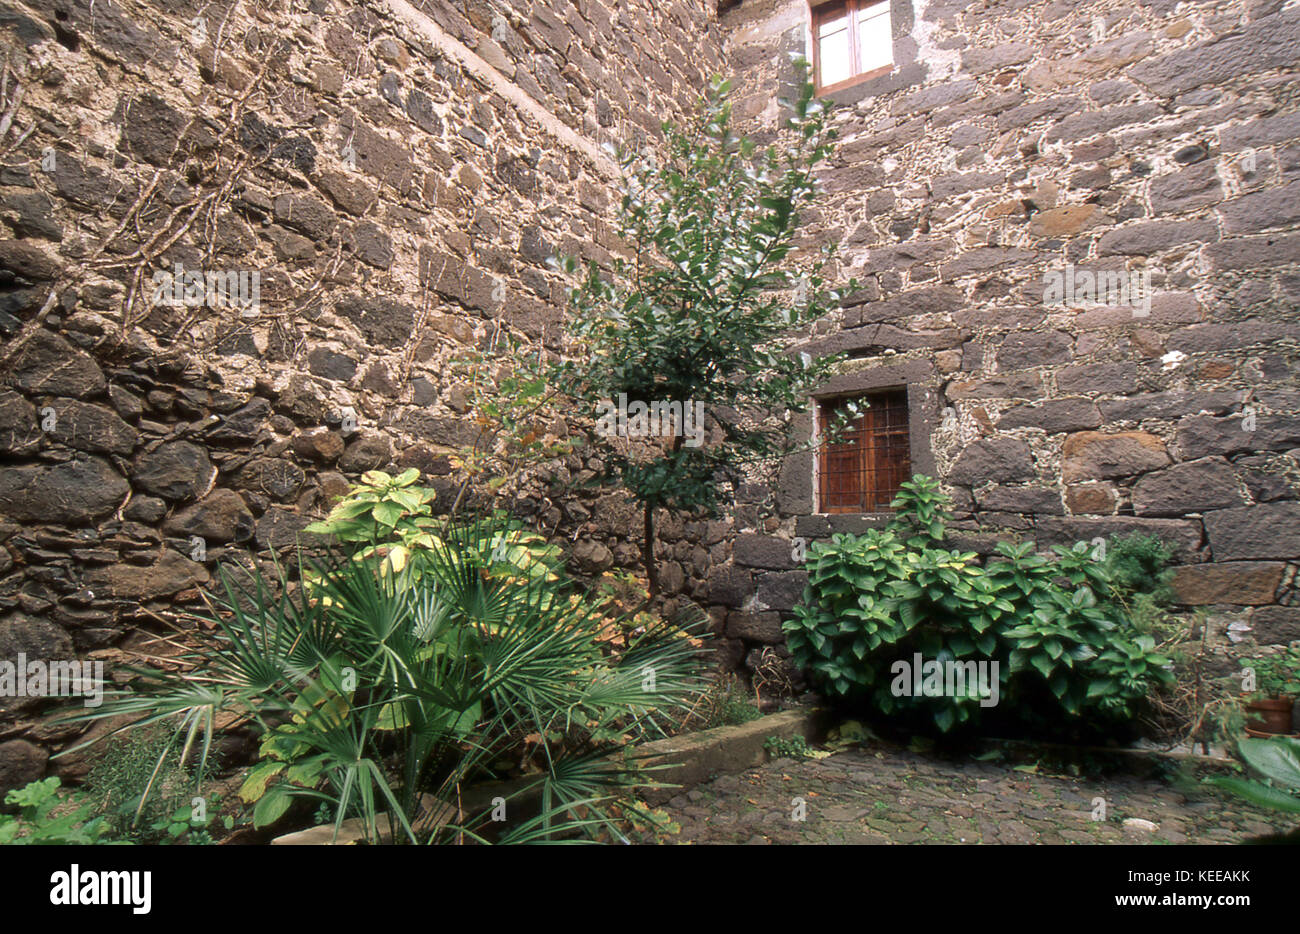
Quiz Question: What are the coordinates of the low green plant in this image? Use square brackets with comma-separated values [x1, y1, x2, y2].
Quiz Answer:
[0, 777, 122, 845]
[59, 505, 707, 844]
[695, 674, 763, 729]
[83, 725, 215, 843]
[763, 735, 811, 758]
[1099, 532, 1176, 605]
[785, 475, 1174, 733]
[1240, 646, 1300, 699]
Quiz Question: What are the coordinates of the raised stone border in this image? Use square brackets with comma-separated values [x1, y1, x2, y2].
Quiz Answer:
[271, 707, 824, 843]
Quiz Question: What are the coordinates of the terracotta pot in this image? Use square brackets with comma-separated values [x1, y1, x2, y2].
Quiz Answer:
[1245, 696, 1295, 735]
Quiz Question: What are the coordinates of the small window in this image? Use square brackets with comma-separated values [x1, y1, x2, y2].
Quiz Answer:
[811, 0, 893, 94]
[817, 389, 911, 513]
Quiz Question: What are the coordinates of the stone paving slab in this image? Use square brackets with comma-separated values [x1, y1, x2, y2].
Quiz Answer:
[658, 745, 1295, 845]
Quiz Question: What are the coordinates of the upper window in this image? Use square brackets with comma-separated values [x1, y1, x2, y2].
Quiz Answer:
[817, 389, 911, 513]
[811, 0, 893, 93]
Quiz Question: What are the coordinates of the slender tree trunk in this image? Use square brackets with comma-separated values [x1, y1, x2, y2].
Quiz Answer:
[643, 500, 658, 598]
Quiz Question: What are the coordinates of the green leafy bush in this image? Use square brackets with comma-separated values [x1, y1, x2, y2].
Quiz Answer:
[785, 475, 1174, 734]
[0, 778, 122, 845]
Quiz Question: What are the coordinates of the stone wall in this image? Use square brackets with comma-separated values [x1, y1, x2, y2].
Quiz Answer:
[0, 0, 725, 788]
[708, 0, 1300, 682]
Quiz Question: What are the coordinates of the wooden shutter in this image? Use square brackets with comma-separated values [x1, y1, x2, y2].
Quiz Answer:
[818, 389, 912, 513]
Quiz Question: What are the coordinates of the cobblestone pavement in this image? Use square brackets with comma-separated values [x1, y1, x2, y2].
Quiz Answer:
[660, 745, 1295, 845]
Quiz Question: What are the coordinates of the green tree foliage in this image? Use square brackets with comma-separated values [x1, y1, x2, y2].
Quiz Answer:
[548, 66, 852, 594]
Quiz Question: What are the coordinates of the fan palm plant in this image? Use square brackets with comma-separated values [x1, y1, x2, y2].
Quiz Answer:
[57, 517, 707, 844]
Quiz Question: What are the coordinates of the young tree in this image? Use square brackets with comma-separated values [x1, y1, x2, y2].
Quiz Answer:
[550, 66, 852, 596]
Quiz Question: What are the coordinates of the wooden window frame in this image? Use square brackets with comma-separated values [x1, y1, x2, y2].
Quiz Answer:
[816, 388, 912, 514]
[810, 0, 894, 95]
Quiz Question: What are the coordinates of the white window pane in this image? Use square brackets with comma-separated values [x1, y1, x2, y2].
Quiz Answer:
[857, 3, 893, 72]
[819, 28, 852, 86]
[817, 11, 848, 39]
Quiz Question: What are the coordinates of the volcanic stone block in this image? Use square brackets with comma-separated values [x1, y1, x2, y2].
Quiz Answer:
[0, 391, 40, 454]
[1096, 219, 1219, 255]
[86, 548, 210, 600]
[974, 484, 1064, 515]
[6, 331, 105, 398]
[1128, 9, 1300, 96]
[1131, 457, 1246, 516]
[996, 330, 1074, 369]
[162, 489, 255, 543]
[1063, 431, 1169, 482]
[1171, 562, 1284, 605]
[733, 534, 797, 570]
[0, 456, 128, 522]
[948, 437, 1036, 485]
[1148, 161, 1223, 214]
[755, 570, 809, 612]
[1099, 390, 1242, 423]
[726, 611, 785, 643]
[1056, 362, 1137, 395]
[998, 398, 1101, 433]
[1204, 504, 1300, 561]
[334, 295, 417, 348]
[1175, 414, 1300, 459]
[1065, 483, 1118, 515]
[0, 739, 47, 794]
[1035, 516, 1204, 562]
[1250, 606, 1300, 645]
[132, 442, 213, 501]
[707, 565, 754, 608]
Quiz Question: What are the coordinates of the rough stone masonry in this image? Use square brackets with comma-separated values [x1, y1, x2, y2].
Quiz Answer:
[0, 0, 1297, 787]
[715, 0, 1300, 684]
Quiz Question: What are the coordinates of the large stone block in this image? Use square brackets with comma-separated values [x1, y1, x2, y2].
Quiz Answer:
[334, 295, 416, 348]
[86, 548, 210, 601]
[1250, 606, 1300, 645]
[1056, 362, 1137, 395]
[974, 484, 1064, 515]
[948, 437, 1036, 485]
[132, 441, 214, 502]
[1204, 504, 1300, 560]
[707, 565, 754, 608]
[162, 489, 255, 543]
[726, 610, 785, 644]
[1096, 219, 1218, 255]
[1175, 414, 1300, 459]
[996, 330, 1073, 369]
[733, 534, 796, 570]
[1132, 457, 1246, 516]
[998, 398, 1101, 433]
[0, 739, 46, 795]
[0, 456, 128, 523]
[1128, 9, 1300, 96]
[1062, 431, 1169, 482]
[1172, 562, 1284, 605]
[1148, 162, 1223, 214]
[6, 331, 105, 399]
[1035, 516, 1204, 562]
[1099, 390, 1243, 423]
[755, 570, 809, 612]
